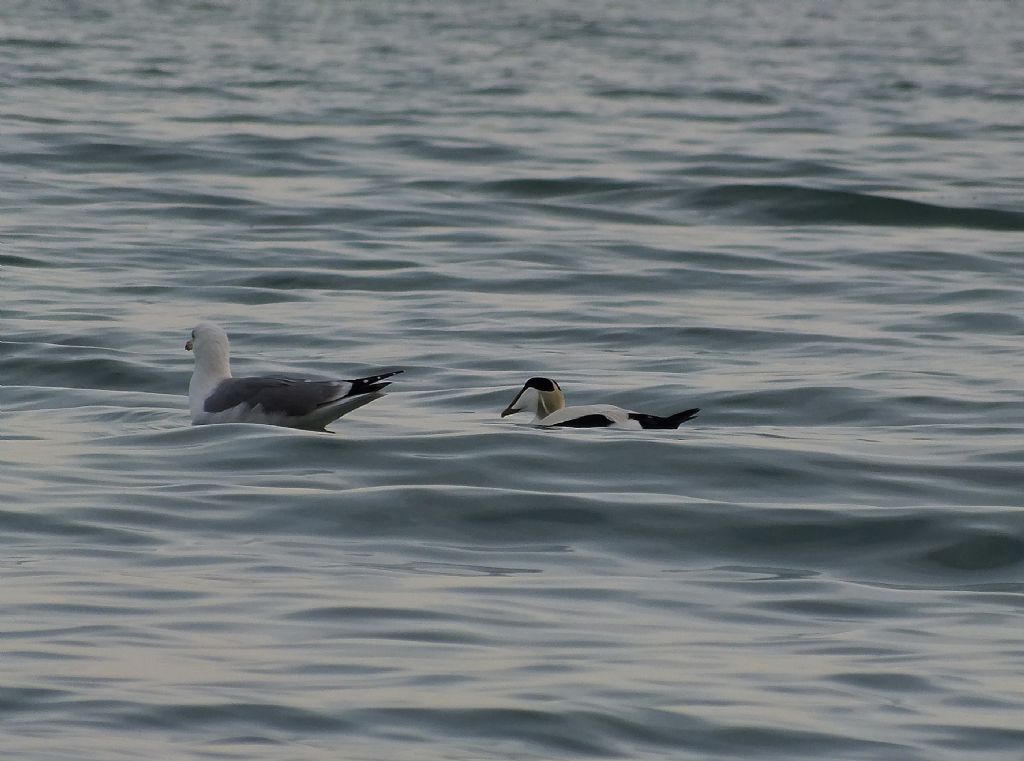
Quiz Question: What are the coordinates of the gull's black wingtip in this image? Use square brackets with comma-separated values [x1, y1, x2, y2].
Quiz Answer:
[346, 369, 404, 397]
[355, 369, 404, 383]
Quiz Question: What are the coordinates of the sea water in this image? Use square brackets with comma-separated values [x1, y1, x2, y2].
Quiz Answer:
[2, 2, 1023, 759]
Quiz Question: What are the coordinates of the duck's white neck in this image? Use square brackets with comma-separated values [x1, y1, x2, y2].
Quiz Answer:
[537, 390, 564, 419]
[524, 387, 565, 421]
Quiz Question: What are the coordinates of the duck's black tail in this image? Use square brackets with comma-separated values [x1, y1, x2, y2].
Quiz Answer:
[628, 407, 700, 430]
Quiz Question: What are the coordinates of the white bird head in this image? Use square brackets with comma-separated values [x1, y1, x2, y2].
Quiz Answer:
[501, 377, 566, 420]
[185, 321, 232, 378]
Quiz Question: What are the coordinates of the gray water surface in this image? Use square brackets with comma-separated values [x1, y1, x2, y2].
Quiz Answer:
[3, 2, 1024, 759]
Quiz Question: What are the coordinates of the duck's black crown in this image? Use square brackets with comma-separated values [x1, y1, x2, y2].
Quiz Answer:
[525, 377, 559, 392]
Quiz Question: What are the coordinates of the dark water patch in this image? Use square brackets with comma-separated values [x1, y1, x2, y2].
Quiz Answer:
[205, 272, 435, 297]
[247, 485, 652, 546]
[705, 724, 907, 758]
[351, 704, 902, 759]
[507, 199, 664, 226]
[234, 77, 318, 90]
[831, 671, 934, 692]
[885, 121, 979, 140]
[125, 701, 351, 732]
[18, 601, 145, 617]
[0, 623, 124, 642]
[477, 177, 646, 200]
[157, 83, 253, 100]
[74, 499, 260, 538]
[592, 85, 692, 100]
[0, 114, 67, 129]
[925, 725, 1024, 753]
[130, 64, 174, 78]
[0, 36, 83, 50]
[0, 343, 163, 391]
[363, 560, 543, 578]
[0, 253, 54, 267]
[83, 201, 264, 226]
[923, 531, 1024, 571]
[80, 424, 381, 486]
[0, 385, 178, 413]
[383, 134, 519, 163]
[710, 565, 820, 582]
[284, 605, 455, 624]
[605, 241, 821, 273]
[252, 207, 443, 230]
[726, 511, 936, 563]
[718, 385, 878, 425]
[11, 140, 228, 173]
[184, 285, 310, 305]
[106, 283, 179, 297]
[918, 287, 1019, 305]
[213, 479, 1022, 576]
[717, 386, 999, 426]
[229, 267, 420, 292]
[702, 87, 780, 105]
[692, 184, 1024, 230]
[0, 686, 70, 709]
[466, 504, 609, 527]
[12, 76, 115, 92]
[889, 310, 1024, 336]
[351, 706, 622, 757]
[0, 507, 159, 546]
[467, 83, 529, 96]
[169, 110, 296, 125]
[683, 157, 850, 182]
[203, 734, 284, 748]
[753, 596, 906, 621]
[839, 249, 1007, 274]
[362, 628, 491, 645]
[99, 187, 258, 209]
[675, 325, 890, 351]
[211, 131, 339, 156]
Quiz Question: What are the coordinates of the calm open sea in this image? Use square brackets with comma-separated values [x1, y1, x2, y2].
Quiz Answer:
[3, 1, 1023, 759]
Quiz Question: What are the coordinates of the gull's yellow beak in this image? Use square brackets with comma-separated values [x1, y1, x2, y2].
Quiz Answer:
[185, 339, 193, 351]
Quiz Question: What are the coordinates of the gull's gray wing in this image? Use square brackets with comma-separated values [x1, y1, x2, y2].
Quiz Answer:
[204, 371, 401, 416]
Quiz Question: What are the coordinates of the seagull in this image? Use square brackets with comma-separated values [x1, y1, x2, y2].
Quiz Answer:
[185, 321, 401, 431]
[500, 377, 699, 430]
